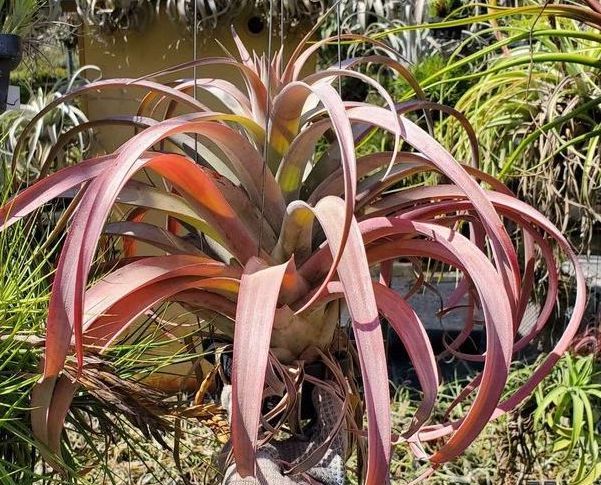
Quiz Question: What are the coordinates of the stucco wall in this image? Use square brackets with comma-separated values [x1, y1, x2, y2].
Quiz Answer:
[78, 7, 314, 152]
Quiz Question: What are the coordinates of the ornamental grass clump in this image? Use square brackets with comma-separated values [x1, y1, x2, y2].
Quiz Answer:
[385, 2, 601, 249]
[0, 23, 587, 483]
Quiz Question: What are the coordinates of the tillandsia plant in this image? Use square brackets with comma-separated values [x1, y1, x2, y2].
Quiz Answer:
[321, 0, 437, 65]
[0, 67, 96, 186]
[0, 18, 588, 484]
[72, 0, 322, 32]
[73, 0, 154, 31]
[534, 352, 601, 484]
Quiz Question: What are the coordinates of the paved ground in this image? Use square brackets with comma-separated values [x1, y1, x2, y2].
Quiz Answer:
[562, 255, 601, 316]
[337, 262, 553, 384]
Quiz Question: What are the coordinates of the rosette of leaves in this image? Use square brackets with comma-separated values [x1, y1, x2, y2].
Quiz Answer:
[0, 22, 587, 484]
[534, 353, 601, 484]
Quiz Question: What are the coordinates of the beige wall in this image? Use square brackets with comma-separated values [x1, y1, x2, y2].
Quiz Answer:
[78, 7, 314, 152]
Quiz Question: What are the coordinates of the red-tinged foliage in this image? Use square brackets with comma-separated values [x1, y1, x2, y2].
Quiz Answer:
[1, 25, 586, 483]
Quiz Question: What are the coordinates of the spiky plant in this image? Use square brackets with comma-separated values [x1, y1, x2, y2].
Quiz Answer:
[0, 205, 49, 483]
[437, 16, 601, 248]
[0, 163, 191, 482]
[0, 20, 587, 483]
[0, 0, 40, 36]
[534, 352, 601, 484]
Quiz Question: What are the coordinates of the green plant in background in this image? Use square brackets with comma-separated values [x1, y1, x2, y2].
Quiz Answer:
[535, 352, 601, 484]
[430, 0, 463, 19]
[0, 170, 52, 482]
[0, 67, 97, 187]
[333, 0, 436, 64]
[10, 41, 69, 95]
[0, 219, 217, 483]
[0, 0, 40, 36]
[436, 18, 601, 247]
[385, 2, 601, 249]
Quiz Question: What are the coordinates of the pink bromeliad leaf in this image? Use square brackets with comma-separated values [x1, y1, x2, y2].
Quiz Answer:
[230, 257, 294, 477]
[308, 196, 391, 485]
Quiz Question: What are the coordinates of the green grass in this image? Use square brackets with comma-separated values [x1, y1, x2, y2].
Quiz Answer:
[0, 184, 53, 483]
